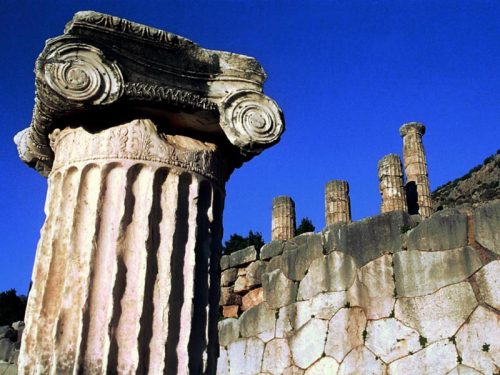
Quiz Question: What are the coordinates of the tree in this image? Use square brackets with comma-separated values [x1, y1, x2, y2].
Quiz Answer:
[222, 230, 265, 255]
[296, 217, 315, 235]
[0, 289, 27, 326]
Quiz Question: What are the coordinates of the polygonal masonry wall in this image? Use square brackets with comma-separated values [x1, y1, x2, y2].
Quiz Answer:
[217, 200, 500, 375]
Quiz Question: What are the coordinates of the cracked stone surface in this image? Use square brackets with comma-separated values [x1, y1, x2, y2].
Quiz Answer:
[297, 252, 357, 301]
[310, 291, 347, 320]
[290, 318, 328, 369]
[263, 269, 298, 309]
[393, 247, 482, 297]
[395, 282, 477, 342]
[365, 318, 421, 363]
[227, 338, 265, 375]
[325, 307, 367, 363]
[304, 356, 339, 375]
[473, 260, 500, 310]
[338, 346, 386, 375]
[388, 340, 458, 375]
[456, 306, 500, 375]
[348, 254, 395, 319]
[262, 338, 291, 375]
[275, 301, 313, 339]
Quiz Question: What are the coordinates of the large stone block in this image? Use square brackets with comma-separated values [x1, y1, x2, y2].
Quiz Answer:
[218, 318, 240, 347]
[221, 268, 238, 286]
[393, 246, 482, 297]
[473, 260, 500, 310]
[447, 365, 483, 374]
[229, 246, 258, 268]
[220, 286, 242, 306]
[261, 240, 285, 260]
[222, 305, 239, 319]
[289, 318, 328, 369]
[265, 255, 282, 274]
[275, 301, 312, 338]
[323, 211, 413, 267]
[262, 338, 291, 375]
[220, 255, 230, 271]
[337, 346, 386, 375]
[324, 307, 366, 363]
[388, 340, 458, 375]
[474, 200, 500, 255]
[456, 306, 500, 375]
[297, 252, 356, 301]
[227, 338, 265, 375]
[246, 260, 266, 288]
[242, 288, 264, 311]
[217, 347, 229, 375]
[406, 208, 468, 251]
[395, 282, 477, 342]
[239, 302, 276, 338]
[280, 233, 324, 281]
[304, 357, 339, 375]
[263, 269, 298, 309]
[309, 291, 347, 320]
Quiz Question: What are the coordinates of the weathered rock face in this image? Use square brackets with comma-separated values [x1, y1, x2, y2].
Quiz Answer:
[217, 203, 500, 374]
[16, 11, 284, 375]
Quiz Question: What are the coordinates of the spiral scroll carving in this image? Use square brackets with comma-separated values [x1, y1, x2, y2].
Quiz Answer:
[44, 43, 123, 105]
[219, 90, 284, 152]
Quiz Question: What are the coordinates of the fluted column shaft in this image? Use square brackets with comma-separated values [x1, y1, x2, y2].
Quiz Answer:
[19, 119, 224, 374]
[378, 154, 408, 213]
[400, 122, 433, 217]
[271, 196, 296, 240]
[325, 180, 351, 225]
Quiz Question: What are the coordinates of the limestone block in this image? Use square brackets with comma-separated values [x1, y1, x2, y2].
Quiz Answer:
[325, 307, 367, 363]
[227, 338, 265, 375]
[246, 260, 267, 288]
[456, 306, 500, 375]
[281, 233, 324, 281]
[338, 346, 386, 375]
[220, 286, 242, 306]
[297, 252, 356, 301]
[446, 365, 483, 374]
[474, 200, 500, 255]
[237, 267, 247, 276]
[218, 318, 240, 347]
[388, 340, 458, 375]
[305, 356, 339, 375]
[257, 328, 275, 343]
[266, 255, 282, 274]
[365, 318, 421, 363]
[263, 269, 298, 309]
[222, 306, 239, 318]
[234, 275, 251, 294]
[261, 240, 285, 260]
[395, 282, 477, 343]
[393, 247, 482, 297]
[221, 268, 238, 286]
[221, 255, 230, 271]
[262, 338, 291, 375]
[242, 288, 264, 312]
[290, 318, 328, 369]
[473, 260, 500, 310]
[310, 291, 347, 320]
[239, 302, 276, 338]
[323, 211, 413, 267]
[276, 301, 313, 338]
[217, 347, 229, 375]
[230, 246, 258, 268]
[283, 366, 305, 375]
[406, 209, 468, 251]
[347, 254, 395, 319]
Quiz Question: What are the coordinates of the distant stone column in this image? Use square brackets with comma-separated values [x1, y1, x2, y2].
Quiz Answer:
[325, 180, 352, 225]
[15, 11, 284, 375]
[378, 154, 408, 213]
[272, 196, 296, 240]
[399, 122, 433, 217]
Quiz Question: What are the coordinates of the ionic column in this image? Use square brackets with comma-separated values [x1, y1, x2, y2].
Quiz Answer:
[15, 11, 284, 375]
[325, 180, 351, 225]
[399, 122, 433, 217]
[378, 154, 408, 213]
[272, 196, 296, 240]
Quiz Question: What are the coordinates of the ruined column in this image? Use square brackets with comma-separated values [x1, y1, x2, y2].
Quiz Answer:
[271, 196, 296, 240]
[15, 11, 284, 375]
[325, 180, 352, 225]
[399, 122, 433, 217]
[378, 154, 408, 213]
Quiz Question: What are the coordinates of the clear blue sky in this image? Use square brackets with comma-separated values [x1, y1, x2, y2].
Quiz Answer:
[0, 1, 498, 294]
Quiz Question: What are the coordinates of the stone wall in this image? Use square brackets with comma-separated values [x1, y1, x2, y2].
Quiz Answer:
[217, 200, 500, 375]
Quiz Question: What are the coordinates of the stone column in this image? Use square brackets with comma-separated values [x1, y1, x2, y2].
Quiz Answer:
[325, 180, 351, 225]
[378, 154, 408, 213]
[399, 122, 433, 217]
[14, 11, 284, 375]
[272, 196, 296, 240]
